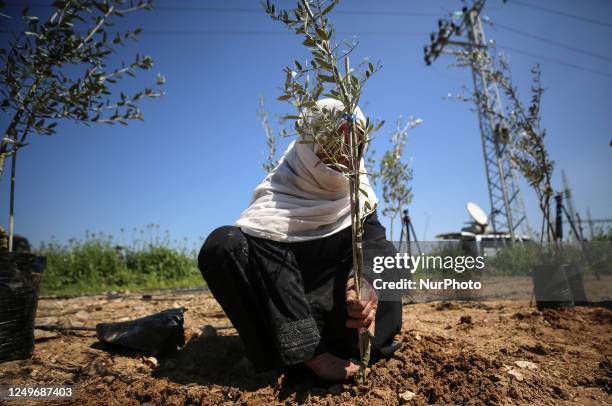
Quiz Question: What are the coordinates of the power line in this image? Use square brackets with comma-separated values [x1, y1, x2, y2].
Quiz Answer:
[497, 43, 612, 79]
[151, 6, 439, 17]
[139, 30, 429, 37]
[0, 28, 608, 79]
[4, 2, 611, 62]
[493, 22, 612, 63]
[0, 29, 428, 37]
[511, 0, 612, 29]
[5, 1, 612, 29]
[0, 28, 608, 78]
[3, 3, 439, 17]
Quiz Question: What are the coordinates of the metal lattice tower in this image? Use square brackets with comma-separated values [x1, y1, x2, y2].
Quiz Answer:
[424, 0, 530, 240]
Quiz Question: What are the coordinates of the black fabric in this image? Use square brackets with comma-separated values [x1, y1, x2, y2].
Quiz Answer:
[198, 211, 402, 371]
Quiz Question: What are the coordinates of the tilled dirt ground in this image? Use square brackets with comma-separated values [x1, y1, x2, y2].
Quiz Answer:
[0, 289, 610, 405]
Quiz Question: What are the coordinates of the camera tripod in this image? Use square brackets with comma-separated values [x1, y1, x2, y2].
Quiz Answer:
[398, 209, 422, 256]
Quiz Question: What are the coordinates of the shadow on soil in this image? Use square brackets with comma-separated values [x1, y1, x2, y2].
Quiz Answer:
[149, 333, 331, 400]
[89, 332, 331, 401]
[146, 334, 274, 390]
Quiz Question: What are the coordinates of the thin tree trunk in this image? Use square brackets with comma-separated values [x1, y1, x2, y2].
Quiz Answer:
[8, 147, 17, 252]
[2, 80, 39, 252]
[344, 57, 371, 385]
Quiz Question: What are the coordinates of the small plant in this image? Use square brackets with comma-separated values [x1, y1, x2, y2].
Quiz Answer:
[454, 48, 554, 242]
[0, 0, 164, 251]
[264, 0, 383, 383]
[257, 95, 279, 173]
[495, 62, 555, 242]
[379, 116, 421, 240]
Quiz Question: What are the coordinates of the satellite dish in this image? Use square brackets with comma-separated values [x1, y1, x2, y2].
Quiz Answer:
[467, 202, 488, 226]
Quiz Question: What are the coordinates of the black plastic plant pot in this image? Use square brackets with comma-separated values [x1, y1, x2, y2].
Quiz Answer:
[0, 252, 45, 362]
[532, 263, 574, 310]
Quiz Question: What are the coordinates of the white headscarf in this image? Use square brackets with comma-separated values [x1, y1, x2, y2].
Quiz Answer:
[235, 99, 378, 242]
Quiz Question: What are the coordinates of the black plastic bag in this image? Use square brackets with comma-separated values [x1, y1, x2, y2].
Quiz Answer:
[0, 253, 45, 363]
[96, 307, 186, 356]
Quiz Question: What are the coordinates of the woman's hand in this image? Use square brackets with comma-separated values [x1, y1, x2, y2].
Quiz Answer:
[345, 276, 378, 337]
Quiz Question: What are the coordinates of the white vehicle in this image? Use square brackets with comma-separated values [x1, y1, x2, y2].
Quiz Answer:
[436, 202, 530, 256]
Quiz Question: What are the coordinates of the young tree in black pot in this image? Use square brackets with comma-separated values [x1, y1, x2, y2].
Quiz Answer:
[0, 0, 164, 361]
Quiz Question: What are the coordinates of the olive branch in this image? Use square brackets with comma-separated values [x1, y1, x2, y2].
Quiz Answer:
[380, 117, 421, 240]
[454, 48, 554, 242]
[0, 0, 164, 251]
[264, 0, 384, 383]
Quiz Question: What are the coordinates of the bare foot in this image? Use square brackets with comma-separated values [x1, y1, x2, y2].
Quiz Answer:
[303, 352, 360, 382]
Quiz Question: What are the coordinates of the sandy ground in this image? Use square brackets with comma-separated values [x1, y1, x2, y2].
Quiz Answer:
[0, 289, 610, 405]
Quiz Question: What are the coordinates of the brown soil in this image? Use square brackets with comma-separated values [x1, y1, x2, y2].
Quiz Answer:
[0, 290, 610, 405]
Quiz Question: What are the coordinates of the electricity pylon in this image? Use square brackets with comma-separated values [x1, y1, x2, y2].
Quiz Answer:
[424, 0, 531, 240]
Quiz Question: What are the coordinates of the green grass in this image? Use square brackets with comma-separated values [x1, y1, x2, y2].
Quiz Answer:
[484, 242, 546, 276]
[416, 240, 611, 277]
[35, 226, 611, 297]
[36, 225, 205, 297]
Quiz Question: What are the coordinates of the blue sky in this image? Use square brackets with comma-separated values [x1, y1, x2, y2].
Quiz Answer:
[1, 0, 611, 250]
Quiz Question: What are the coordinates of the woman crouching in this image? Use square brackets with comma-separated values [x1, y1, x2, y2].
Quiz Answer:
[198, 99, 402, 382]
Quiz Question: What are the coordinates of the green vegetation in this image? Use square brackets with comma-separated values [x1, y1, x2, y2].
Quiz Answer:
[37, 225, 203, 297]
[486, 242, 611, 277]
[485, 243, 550, 276]
[592, 226, 612, 242]
[410, 243, 477, 281]
[414, 241, 611, 278]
